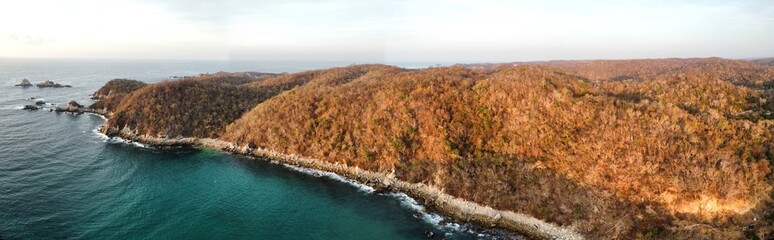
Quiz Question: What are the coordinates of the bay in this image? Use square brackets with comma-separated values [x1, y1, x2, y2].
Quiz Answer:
[0, 58, 512, 240]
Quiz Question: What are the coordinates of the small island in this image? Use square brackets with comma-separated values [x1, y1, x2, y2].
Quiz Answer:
[36, 80, 71, 88]
[14, 79, 72, 88]
[14, 79, 33, 87]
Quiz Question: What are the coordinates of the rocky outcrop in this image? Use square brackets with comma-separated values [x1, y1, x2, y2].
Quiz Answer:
[35, 100, 46, 106]
[68, 101, 83, 109]
[55, 101, 85, 113]
[23, 105, 39, 110]
[36, 80, 71, 88]
[15, 79, 32, 87]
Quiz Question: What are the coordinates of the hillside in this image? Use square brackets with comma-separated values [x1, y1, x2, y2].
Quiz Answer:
[462, 58, 774, 86]
[95, 58, 774, 239]
[89, 79, 147, 112]
[96, 72, 305, 138]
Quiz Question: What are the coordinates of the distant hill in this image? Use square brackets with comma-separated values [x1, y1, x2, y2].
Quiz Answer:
[93, 58, 774, 239]
[750, 58, 774, 67]
[460, 57, 774, 86]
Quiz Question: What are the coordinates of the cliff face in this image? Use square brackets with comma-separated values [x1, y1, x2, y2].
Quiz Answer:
[94, 59, 774, 239]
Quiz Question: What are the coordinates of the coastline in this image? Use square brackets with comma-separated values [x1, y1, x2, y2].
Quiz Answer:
[106, 126, 584, 240]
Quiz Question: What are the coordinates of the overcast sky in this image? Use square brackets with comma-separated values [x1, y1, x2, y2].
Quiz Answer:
[0, 0, 772, 62]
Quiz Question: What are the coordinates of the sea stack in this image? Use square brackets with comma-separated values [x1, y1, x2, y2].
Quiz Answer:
[14, 79, 33, 87]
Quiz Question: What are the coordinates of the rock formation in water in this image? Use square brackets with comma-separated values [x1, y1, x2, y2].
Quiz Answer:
[91, 58, 774, 239]
[23, 105, 39, 110]
[14, 79, 32, 87]
[36, 80, 71, 88]
[55, 101, 85, 113]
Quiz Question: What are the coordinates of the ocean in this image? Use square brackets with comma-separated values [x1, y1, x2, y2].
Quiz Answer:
[0, 58, 514, 239]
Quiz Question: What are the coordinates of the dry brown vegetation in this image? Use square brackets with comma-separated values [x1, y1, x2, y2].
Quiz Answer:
[97, 73, 306, 138]
[751, 58, 774, 67]
[89, 79, 147, 111]
[183, 71, 277, 85]
[95, 59, 774, 239]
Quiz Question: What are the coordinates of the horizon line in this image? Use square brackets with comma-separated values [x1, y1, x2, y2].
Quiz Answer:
[1, 55, 772, 65]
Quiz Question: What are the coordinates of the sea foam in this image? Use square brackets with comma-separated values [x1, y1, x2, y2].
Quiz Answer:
[278, 162, 498, 238]
[91, 126, 148, 148]
[281, 163, 375, 193]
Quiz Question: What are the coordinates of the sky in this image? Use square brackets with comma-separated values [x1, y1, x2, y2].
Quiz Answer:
[0, 0, 772, 63]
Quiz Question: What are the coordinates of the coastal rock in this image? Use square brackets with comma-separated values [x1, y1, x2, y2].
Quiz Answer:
[36, 80, 72, 88]
[23, 105, 39, 110]
[14, 79, 33, 87]
[68, 101, 84, 109]
[35, 100, 46, 106]
[55, 100, 85, 113]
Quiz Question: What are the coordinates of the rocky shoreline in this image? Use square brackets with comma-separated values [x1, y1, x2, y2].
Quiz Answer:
[105, 125, 583, 240]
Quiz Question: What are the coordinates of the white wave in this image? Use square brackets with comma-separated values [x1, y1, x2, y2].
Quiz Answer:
[276, 163, 489, 236]
[383, 192, 508, 239]
[91, 126, 149, 148]
[278, 162, 496, 237]
[108, 137, 148, 148]
[84, 112, 108, 120]
[280, 164, 375, 193]
[385, 192, 445, 224]
[92, 127, 109, 140]
[108, 136, 147, 148]
[128, 141, 148, 148]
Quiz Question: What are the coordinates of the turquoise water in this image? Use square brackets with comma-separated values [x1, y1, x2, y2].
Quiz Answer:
[0, 59, 515, 239]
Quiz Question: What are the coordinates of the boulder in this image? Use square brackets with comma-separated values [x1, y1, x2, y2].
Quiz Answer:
[67, 101, 84, 109]
[14, 79, 32, 87]
[35, 100, 46, 105]
[23, 105, 39, 110]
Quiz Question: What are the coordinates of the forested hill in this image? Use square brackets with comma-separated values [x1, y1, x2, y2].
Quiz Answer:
[461, 58, 774, 86]
[751, 58, 774, 67]
[93, 58, 774, 239]
[96, 71, 300, 138]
